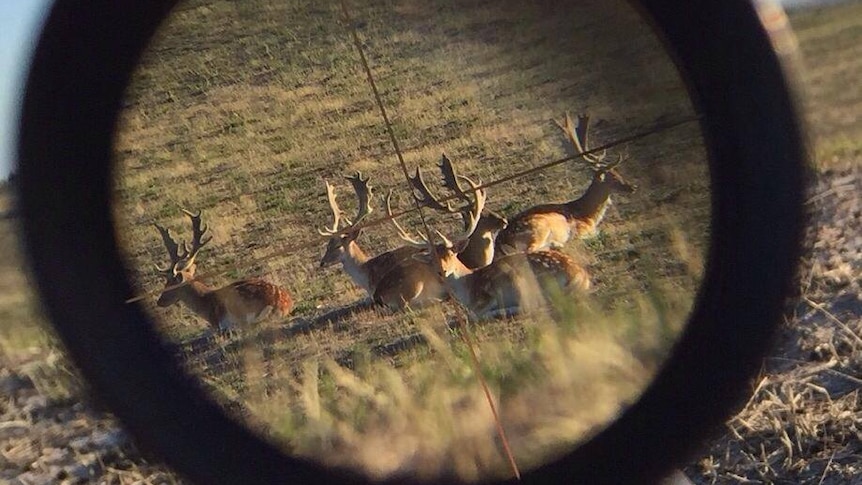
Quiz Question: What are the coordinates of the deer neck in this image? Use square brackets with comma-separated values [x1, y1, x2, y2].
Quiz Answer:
[446, 253, 474, 279]
[566, 178, 614, 223]
[340, 241, 372, 292]
[442, 253, 473, 291]
[177, 280, 223, 324]
[444, 268, 472, 307]
[460, 231, 497, 269]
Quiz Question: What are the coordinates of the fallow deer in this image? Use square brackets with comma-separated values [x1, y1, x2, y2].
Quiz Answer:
[403, 178, 591, 320]
[437, 154, 508, 269]
[318, 172, 425, 297]
[319, 167, 505, 310]
[402, 159, 508, 270]
[495, 113, 636, 257]
[371, 165, 506, 310]
[368, 235, 449, 311]
[154, 209, 293, 331]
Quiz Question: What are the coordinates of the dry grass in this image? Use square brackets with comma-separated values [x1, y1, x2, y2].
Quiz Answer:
[175, 286, 693, 481]
[680, 3, 862, 484]
[689, 295, 862, 484]
[240, 314, 663, 481]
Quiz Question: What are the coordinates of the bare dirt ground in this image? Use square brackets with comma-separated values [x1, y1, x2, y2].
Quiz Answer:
[2, 2, 861, 484]
[682, 165, 862, 485]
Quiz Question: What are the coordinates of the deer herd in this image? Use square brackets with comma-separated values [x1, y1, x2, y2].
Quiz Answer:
[152, 113, 636, 330]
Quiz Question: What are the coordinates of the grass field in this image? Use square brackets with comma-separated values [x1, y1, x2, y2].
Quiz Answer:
[2, 0, 858, 483]
[105, 0, 710, 478]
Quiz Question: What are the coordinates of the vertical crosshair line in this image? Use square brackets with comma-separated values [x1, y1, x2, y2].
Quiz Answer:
[338, 0, 522, 479]
[338, 0, 438, 251]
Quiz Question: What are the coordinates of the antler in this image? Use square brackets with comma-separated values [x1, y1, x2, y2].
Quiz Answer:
[318, 172, 375, 238]
[154, 223, 183, 273]
[436, 176, 486, 250]
[179, 209, 211, 270]
[556, 112, 627, 171]
[387, 163, 486, 251]
[318, 181, 343, 236]
[154, 209, 212, 274]
[408, 167, 455, 213]
[438, 154, 496, 231]
[439, 153, 470, 203]
[345, 171, 374, 225]
[385, 189, 430, 247]
[454, 176, 485, 245]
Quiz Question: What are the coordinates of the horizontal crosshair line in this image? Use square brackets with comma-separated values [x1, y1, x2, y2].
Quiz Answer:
[125, 114, 701, 304]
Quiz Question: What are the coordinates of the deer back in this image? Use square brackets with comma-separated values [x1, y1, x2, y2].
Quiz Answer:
[445, 249, 590, 319]
[365, 245, 426, 291]
[213, 278, 294, 328]
[495, 208, 571, 257]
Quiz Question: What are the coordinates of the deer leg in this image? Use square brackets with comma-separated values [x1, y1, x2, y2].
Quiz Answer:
[375, 285, 411, 311]
[400, 282, 425, 308]
[254, 306, 274, 323]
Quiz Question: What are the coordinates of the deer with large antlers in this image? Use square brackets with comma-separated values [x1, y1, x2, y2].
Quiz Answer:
[371, 163, 508, 310]
[436, 154, 508, 269]
[319, 167, 506, 310]
[495, 113, 636, 257]
[399, 177, 591, 319]
[154, 209, 293, 331]
[318, 172, 425, 297]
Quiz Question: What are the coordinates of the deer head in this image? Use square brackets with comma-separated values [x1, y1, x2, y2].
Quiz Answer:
[393, 173, 487, 277]
[318, 171, 374, 268]
[154, 209, 212, 306]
